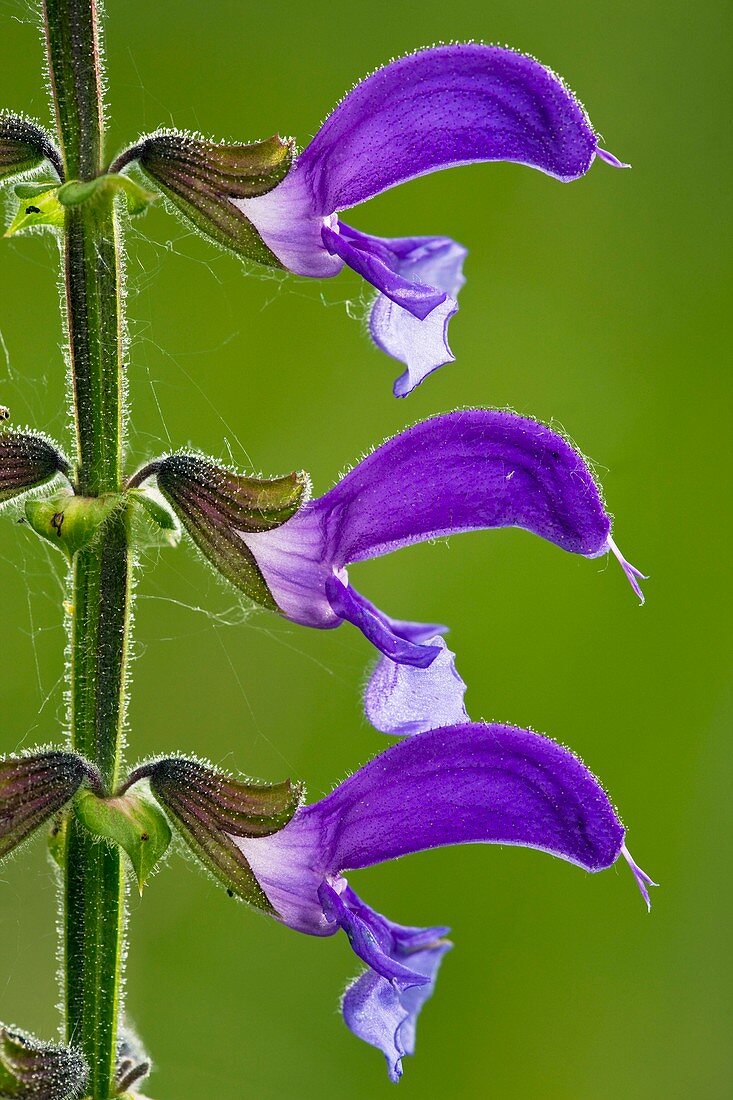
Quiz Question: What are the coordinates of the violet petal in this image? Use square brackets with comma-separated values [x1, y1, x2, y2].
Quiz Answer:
[321, 223, 447, 320]
[325, 575, 442, 667]
[361, 232, 468, 396]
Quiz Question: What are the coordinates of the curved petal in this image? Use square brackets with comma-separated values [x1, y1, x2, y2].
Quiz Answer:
[233, 722, 627, 935]
[236, 44, 608, 275]
[300, 44, 600, 208]
[364, 636, 469, 736]
[241, 409, 624, 631]
[325, 577, 443, 667]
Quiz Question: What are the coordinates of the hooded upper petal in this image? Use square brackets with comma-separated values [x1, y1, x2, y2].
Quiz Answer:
[233, 722, 628, 936]
[235, 44, 605, 276]
[240, 409, 634, 634]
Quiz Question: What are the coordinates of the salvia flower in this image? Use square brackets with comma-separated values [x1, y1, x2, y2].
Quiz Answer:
[0, 751, 88, 859]
[141, 725, 652, 1081]
[234, 43, 627, 395]
[115, 45, 626, 396]
[0, 430, 69, 505]
[137, 409, 644, 675]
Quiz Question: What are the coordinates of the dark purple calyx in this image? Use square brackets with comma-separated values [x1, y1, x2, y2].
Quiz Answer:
[134, 453, 308, 610]
[0, 431, 69, 504]
[122, 129, 294, 266]
[139, 756, 302, 910]
[0, 114, 63, 183]
[0, 751, 88, 859]
[0, 1022, 88, 1099]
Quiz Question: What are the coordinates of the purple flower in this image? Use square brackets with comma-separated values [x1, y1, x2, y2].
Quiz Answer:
[234, 44, 626, 395]
[238, 409, 645, 667]
[227, 723, 652, 1080]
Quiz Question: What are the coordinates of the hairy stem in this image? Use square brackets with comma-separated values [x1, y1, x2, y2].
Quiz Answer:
[43, 1, 130, 1096]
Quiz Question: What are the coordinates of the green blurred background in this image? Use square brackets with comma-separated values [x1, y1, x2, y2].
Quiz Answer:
[1, 0, 730, 1096]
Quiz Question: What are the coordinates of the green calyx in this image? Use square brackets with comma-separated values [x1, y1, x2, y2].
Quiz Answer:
[4, 174, 155, 237]
[24, 492, 124, 560]
[74, 788, 172, 894]
[4, 184, 64, 235]
[128, 488, 180, 547]
[130, 130, 294, 266]
[57, 173, 156, 214]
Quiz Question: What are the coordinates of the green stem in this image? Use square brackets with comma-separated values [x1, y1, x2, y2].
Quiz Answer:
[43, 1, 130, 1096]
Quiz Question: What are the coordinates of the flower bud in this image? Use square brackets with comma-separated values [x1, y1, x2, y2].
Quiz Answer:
[0, 114, 62, 184]
[0, 431, 69, 505]
[128, 130, 293, 265]
[136, 454, 307, 609]
[144, 757, 301, 910]
[115, 1027, 150, 1095]
[0, 751, 87, 860]
[0, 1023, 88, 1099]
[74, 786, 171, 893]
